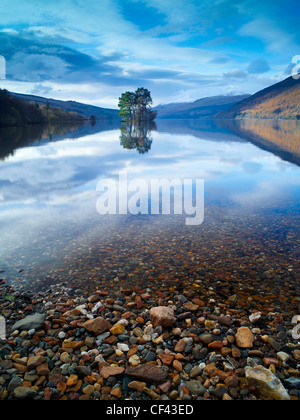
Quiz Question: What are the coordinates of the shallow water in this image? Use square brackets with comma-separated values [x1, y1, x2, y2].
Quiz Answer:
[0, 118, 299, 314]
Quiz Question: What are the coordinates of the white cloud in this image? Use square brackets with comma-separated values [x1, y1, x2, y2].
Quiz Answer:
[239, 18, 297, 54]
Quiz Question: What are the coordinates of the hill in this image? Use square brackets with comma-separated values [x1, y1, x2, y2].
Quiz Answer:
[0, 89, 88, 126]
[0, 89, 44, 126]
[11, 92, 119, 120]
[154, 95, 250, 119]
[215, 77, 300, 120]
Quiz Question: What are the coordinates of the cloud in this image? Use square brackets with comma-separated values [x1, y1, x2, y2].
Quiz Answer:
[209, 57, 230, 65]
[239, 18, 297, 54]
[30, 84, 53, 96]
[247, 59, 270, 74]
[0, 0, 299, 105]
[202, 36, 237, 47]
[223, 69, 248, 79]
[0, 31, 125, 85]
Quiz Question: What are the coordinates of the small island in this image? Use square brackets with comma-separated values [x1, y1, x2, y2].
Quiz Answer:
[118, 87, 157, 122]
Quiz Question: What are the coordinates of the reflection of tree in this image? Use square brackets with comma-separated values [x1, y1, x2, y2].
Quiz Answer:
[119, 120, 157, 154]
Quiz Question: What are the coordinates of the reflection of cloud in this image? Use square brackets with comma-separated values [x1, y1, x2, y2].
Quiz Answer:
[0, 124, 299, 216]
[242, 161, 263, 174]
[232, 176, 300, 208]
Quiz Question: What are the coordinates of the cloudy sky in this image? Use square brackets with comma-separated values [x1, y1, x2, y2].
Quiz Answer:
[0, 0, 299, 107]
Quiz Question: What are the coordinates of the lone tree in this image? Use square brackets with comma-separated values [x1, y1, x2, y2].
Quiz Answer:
[118, 88, 157, 122]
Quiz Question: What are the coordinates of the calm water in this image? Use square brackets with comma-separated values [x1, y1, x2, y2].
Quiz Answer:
[0, 119, 299, 311]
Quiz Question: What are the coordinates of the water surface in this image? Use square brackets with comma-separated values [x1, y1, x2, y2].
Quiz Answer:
[0, 119, 299, 314]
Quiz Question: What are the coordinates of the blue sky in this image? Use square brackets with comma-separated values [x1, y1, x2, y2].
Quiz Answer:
[0, 0, 299, 107]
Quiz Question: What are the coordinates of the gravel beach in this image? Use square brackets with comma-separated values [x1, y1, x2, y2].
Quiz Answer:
[1, 276, 300, 401]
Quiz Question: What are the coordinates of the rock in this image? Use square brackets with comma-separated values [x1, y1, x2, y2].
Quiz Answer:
[158, 381, 172, 394]
[158, 354, 174, 366]
[224, 376, 239, 388]
[111, 387, 122, 399]
[66, 374, 79, 387]
[213, 385, 228, 399]
[174, 339, 187, 353]
[27, 355, 46, 370]
[277, 352, 289, 363]
[100, 366, 125, 379]
[63, 341, 85, 351]
[7, 376, 23, 392]
[199, 333, 214, 344]
[110, 323, 125, 335]
[249, 312, 262, 323]
[208, 341, 223, 351]
[125, 364, 168, 383]
[117, 343, 129, 352]
[228, 294, 238, 303]
[204, 320, 216, 331]
[262, 336, 282, 352]
[218, 315, 231, 326]
[128, 381, 146, 392]
[129, 355, 141, 366]
[150, 306, 175, 328]
[245, 363, 290, 400]
[83, 317, 111, 335]
[36, 363, 50, 376]
[60, 352, 71, 364]
[186, 380, 206, 396]
[144, 387, 161, 400]
[232, 348, 242, 359]
[76, 366, 92, 378]
[284, 377, 300, 389]
[13, 387, 38, 400]
[82, 385, 94, 395]
[235, 327, 255, 349]
[48, 372, 66, 387]
[189, 365, 203, 378]
[173, 360, 183, 372]
[12, 313, 46, 332]
[183, 302, 199, 312]
[294, 350, 300, 361]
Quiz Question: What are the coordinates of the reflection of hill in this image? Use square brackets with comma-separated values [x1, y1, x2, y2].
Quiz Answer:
[0, 124, 44, 160]
[156, 119, 246, 143]
[218, 119, 300, 167]
[34, 120, 120, 145]
[0, 120, 120, 161]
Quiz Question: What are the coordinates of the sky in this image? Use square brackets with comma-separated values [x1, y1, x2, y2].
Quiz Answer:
[0, 0, 299, 108]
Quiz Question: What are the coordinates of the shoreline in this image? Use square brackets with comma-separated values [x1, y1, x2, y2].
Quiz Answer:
[1, 279, 299, 401]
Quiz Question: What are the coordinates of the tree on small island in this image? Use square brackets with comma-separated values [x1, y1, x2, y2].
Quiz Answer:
[118, 88, 157, 122]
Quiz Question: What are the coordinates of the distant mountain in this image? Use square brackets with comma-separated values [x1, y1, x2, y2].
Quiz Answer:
[154, 95, 250, 119]
[215, 76, 300, 120]
[11, 92, 120, 120]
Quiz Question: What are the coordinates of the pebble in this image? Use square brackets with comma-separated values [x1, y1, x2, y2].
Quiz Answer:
[0, 279, 299, 401]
